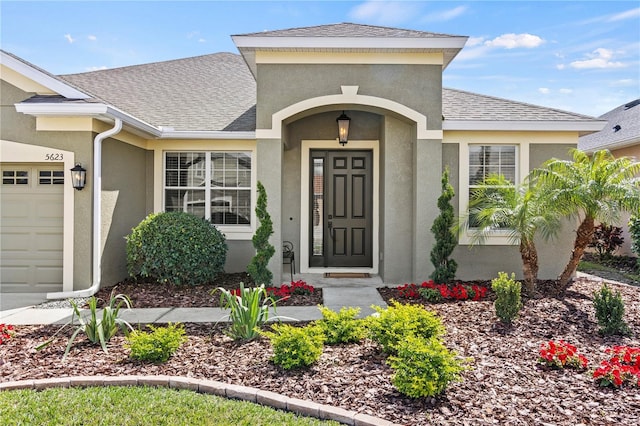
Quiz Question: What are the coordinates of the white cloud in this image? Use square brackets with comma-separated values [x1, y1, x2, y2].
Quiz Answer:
[87, 35, 97, 41]
[465, 36, 485, 47]
[559, 88, 573, 94]
[556, 64, 566, 70]
[198, 38, 206, 43]
[484, 33, 545, 49]
[610, 79, 636, 87]
[64, 34, 75, 44]
[349, 0, 420, 25]
[85, 66, 107, 72]
[422, 5, 467, 22]
[607, 7, 640, 22]
[538, 88, 550, 94]
[570, 48, 626, 69]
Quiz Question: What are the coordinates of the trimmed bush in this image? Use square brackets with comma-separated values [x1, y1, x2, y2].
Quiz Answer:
[263, 323, 325, 370]
[388, 335, 467, 398]
[367, 301, 445, 354]
[125, 323, 187, 363]
[492, 272, 522, 324]
[247, 181, 275, 285]
[593, 284, 630, 336]
[315, 306, 366, 345]
[630, 215, 640, 268]
[126, 211, 227, 286]
[430, 168, 458, 283]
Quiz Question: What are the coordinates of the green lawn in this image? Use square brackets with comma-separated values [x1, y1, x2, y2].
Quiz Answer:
[0, 386, 341, 426]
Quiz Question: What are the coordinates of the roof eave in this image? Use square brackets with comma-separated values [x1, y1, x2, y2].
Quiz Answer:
[443, 120, 607, 136]
[579, 136, 640, 153]
[14, 101, 256, 140]
[1, 50, 90, 99]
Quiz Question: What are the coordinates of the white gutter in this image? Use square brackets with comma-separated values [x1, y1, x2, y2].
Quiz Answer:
[47, 118, 123, 299]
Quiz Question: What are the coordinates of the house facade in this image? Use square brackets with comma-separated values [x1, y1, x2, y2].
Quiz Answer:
[0, 23, 605, 298]
[579, 99, 640, 256]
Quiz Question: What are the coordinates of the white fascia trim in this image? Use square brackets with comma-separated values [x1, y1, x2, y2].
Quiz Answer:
[443, 120, 607, 133]
[1, 51, 89, 99]
[232, 36, 467, 50]
[159, 130, 256, 140]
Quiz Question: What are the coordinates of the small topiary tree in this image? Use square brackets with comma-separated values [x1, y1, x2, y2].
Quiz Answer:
[593, 283, 630, 336]
[247, 181, 275, 285]
[430, 168, 458, 283]
[492, 272, 522, 324]
[126, 211, 227, 286]
[630, 215, 640, 269]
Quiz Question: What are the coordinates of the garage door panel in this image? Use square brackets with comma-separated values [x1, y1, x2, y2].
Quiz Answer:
[1, 163, 64, 293]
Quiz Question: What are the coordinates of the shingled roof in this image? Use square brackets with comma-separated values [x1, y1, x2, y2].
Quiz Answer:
[579, 99, 640, 152]
[60, 53, 256, 132]
[233, 22, 462, 39]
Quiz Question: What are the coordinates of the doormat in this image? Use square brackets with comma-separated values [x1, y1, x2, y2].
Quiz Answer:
[324, 273, 370, 278]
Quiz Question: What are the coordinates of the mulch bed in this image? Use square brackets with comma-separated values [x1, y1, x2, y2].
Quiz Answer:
[92, 272, 323, 308]
[2, 277, 640, 425]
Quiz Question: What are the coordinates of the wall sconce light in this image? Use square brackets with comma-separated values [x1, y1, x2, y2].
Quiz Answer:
[336, 111, 351, 146]
[70, 163, 86, 190]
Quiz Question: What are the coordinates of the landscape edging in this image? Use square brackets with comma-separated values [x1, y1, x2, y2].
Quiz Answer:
[0, 375, 402, 426]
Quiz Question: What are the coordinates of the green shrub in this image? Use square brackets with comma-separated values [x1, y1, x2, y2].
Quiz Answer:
[247, 181, 275, 285]
[36, 292, 133, 360]
[366, 301, 445, 354]
[387, 335, 467, 398]
[263, 323, 325, 370]
[418, 287, 444, 303]
[125, 323, 187, 363]
[315, 306, 366, 345]
[492, 272, 522, 324]
[430, 168, 458, 283]
[630, 215, 640, 268]
[593, 284, 630, 336]
[126, 211, 227, 286]
[215, 283, 276, 341]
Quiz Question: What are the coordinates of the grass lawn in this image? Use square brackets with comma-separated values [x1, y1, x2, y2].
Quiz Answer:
[0, 386, 340, 426]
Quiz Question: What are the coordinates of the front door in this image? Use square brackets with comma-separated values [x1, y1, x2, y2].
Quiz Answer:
[309, 150, 373, 268]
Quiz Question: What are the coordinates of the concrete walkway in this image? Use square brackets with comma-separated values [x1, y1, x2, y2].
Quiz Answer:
[0, 275, 388, 325]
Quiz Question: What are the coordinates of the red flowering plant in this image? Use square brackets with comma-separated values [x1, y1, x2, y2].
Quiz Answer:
[593, 346, 640, 388]
[0, 323, 15, 345]
[538, 340, 588, 370]
[397, 280, 488, 303]
[266, 280, 315, 299]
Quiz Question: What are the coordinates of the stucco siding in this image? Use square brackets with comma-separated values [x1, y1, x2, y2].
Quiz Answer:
[256, 63, 442, 131]
[101, 138, 149, 286]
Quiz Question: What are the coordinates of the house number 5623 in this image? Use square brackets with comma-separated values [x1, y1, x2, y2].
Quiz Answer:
[45, 153, 64, 161]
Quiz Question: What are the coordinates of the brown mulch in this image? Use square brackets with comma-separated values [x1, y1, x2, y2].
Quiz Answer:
[2, 278, 640, 425]
[92, 272, 323, 307]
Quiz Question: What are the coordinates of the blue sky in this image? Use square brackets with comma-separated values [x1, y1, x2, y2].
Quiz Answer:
[1, 1, 638, 117]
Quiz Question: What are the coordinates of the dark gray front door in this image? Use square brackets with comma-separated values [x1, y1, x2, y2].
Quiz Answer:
[309, 150, 373, 268]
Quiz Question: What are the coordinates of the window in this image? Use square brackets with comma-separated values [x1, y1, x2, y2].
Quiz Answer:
[2, 170, 29, 185]
[468, 145, 517, 228]
[39, 170, 65, 185]
[164, 151, 252, 226]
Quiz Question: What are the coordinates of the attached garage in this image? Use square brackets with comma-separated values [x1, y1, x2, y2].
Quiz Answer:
[1, 163, 64, 292]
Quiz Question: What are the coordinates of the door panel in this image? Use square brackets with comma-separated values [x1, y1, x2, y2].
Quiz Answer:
[309, 150, 372, 268]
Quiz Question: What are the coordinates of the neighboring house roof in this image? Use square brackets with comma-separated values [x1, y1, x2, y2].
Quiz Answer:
[578, 99, 640, 152]
[60, 53, 256, 132]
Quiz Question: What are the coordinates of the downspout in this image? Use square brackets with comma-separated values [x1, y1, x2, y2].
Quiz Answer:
[47, 118, 123, 299]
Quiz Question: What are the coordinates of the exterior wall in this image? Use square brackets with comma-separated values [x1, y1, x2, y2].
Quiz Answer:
[447, 137, 576, 281]
[100, 138, 150, 285]
[256, 63, 442, 131]
[612, 145, 640, 256]
[1, 80, 93, 290]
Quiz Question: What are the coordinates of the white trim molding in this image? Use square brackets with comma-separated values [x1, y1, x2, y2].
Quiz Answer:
[443, 120, 606, 134]
[0, 140, 75, 291]
[256, 85, 442, 141]
[300, 140, 380, 275]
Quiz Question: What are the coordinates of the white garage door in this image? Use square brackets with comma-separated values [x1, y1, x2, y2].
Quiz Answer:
[1, 163, 64, 293]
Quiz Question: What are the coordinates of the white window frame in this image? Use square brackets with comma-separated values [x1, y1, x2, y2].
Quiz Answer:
[459, 142, 528, 245]
[162, 150, 255, 240]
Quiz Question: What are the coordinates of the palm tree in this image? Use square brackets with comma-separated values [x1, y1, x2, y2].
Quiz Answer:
[462, 174, 562, 295]
[534, 149, 640, 290]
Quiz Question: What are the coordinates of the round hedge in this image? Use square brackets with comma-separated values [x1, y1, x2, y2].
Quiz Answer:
[126, 211, 227, 286]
